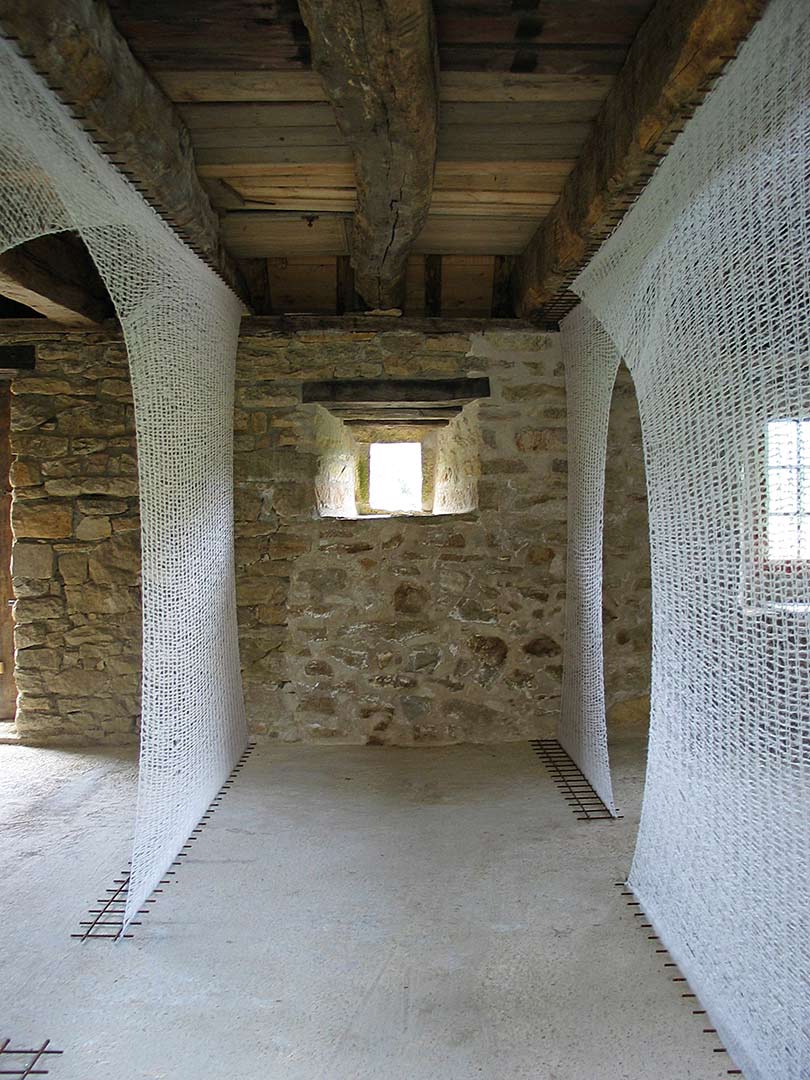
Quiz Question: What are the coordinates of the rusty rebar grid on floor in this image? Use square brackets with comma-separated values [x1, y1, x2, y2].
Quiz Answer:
[613, 882, 742, 1075]
[529, 739, 621, 820]
[0, 1039, 63, 1077]
[72, 742, 256, 942]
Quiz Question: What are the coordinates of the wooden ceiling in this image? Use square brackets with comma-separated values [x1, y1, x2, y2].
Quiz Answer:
[105, 0, 657, 316]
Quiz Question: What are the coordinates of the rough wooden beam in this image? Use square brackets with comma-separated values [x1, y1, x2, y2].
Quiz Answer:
[298, 0, 439, 311]
[0, 235, 112, 326]
[0, 0, 246, 302]
[0, 315, 539, 343]
[302, 377, 491, 406]
[513, 0, 765, 321]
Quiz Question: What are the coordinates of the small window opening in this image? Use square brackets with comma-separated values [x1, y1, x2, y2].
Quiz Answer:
[766, 418, 810, 560]
[369, 442, 422, 513]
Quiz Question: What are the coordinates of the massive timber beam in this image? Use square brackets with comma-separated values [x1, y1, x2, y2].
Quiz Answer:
[0, 0, 245, 301]
[513, 0, 764, 321]
[0, 234, 112, 325]
[298, 0, 439, 311]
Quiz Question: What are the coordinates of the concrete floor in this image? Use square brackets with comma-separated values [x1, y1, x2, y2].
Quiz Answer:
[0, 736, 736, 1080]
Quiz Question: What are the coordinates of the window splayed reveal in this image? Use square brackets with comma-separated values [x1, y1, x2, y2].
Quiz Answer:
[369, 442, 422, 512]
[766, 419, 810, 560]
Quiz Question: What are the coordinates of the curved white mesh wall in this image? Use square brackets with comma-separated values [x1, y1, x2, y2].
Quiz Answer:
[558, 305, 620, 814]
[565, 0, 810, 1075]
[0, 36, 247, 929]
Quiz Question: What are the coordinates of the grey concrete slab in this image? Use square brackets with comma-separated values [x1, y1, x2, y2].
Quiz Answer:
[0, 737, 735, 1079]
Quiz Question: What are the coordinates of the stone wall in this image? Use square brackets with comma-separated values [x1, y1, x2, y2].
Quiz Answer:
[9, 336, 141, 742]
[5, 325, 651, 744]
[604, 362, 652, 730]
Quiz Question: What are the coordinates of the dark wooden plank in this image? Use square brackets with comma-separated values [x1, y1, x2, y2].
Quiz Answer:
[435, 10, 650, 47]
[299, 0, 439, 310]
[491, 255, 515, 318]
[236, 257, 272, 315]
[345, 417, 451, 427]
[425, 255, 443, 317]
[514, 0, 765, 318]
[437, 45, 628, 74]
[302, 377, 491, 405]
[336, 256, 361, 316]
[106, 1, 310, 70]
[268, 255, 338, 313]
[330, 406, 462, 418]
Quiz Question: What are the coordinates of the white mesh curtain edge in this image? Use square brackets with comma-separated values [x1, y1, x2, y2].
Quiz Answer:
[0, 35, 248, 931]
[558, 304, 621, 815]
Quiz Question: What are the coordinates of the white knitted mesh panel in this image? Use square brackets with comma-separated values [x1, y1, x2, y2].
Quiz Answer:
[564, 0, 810, 1075]
[0, 37, 247, 930]
[558, 305, 620, 814]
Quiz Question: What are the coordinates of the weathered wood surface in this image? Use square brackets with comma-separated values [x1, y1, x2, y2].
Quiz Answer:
[0, 235, 112, 326]
[513, 0, 765, 320]
[298, 0, 440, 309]
[0, 315, 539, 342]
[105, 0, 653, 75]
[0, 0, 244, 300]
[302, 377, 491, 406]
[158, 70, 614, 104]
[222, 213, 536, 258]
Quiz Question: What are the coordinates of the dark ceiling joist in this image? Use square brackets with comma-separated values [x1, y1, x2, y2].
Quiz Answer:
[0, 0, 246, 304]
[513, 0, 765, 322]
[298, 0, 439, 311]
[0, 234, 112, 326]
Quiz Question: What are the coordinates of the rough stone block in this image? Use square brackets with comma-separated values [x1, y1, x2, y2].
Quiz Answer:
[12, 500, 72, 539]
[12, 542, 54, 580]
[76, 516, 112, 541]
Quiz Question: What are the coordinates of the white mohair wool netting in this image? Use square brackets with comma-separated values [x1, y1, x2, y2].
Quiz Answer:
[561, 0, 810, 1076]
[0, 36, 247, 929]
[558, 305, 620, 815]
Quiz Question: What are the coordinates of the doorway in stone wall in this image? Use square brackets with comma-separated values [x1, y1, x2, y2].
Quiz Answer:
[0, 382, 16, 729]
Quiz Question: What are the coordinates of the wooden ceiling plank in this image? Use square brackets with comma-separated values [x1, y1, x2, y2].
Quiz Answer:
[208, 182, 558, 217]
[434, 11, 647, 47]
[0, 0, 245, 299]
[155, 69, 328, 102]
[298, 0, 439, 310]
[198, 161, 575, 190]
[157, 70, 615, 105]
[513, 0, 765, 318]
[222, 213, 349, 258]
[195, 143, 579, 168]
[436, 45, 627, 74]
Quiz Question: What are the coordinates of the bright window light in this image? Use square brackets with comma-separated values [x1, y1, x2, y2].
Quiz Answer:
[767, 418, 810, 559]
[369, 442, 422, 512]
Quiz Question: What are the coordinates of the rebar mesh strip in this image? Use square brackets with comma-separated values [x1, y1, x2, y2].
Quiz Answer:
[0, 35, 247, 931]
[530, 739, 618, 820]
[558, 306, 622, 814]
[567, 1, 810, 1075]
[72, 743, 255, 940]
[0, 1041, 62, 1078]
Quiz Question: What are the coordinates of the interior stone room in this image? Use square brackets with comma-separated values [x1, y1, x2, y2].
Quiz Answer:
[5, 325, 651, 748]
[0, 1, 806, 1079]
